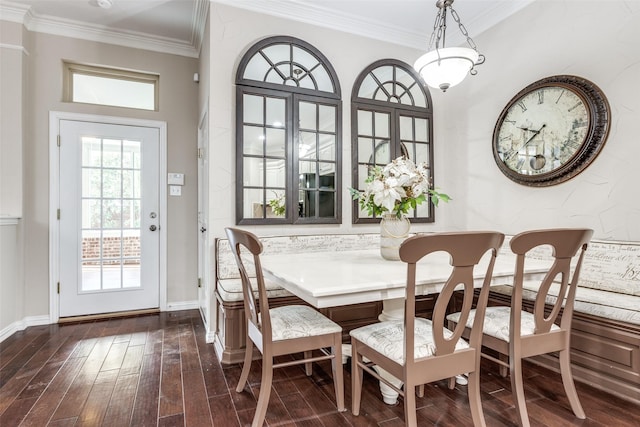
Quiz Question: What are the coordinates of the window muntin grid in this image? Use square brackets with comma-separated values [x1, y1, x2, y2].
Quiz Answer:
[352, 60, 434, 224]
[81, 137, 142, 291]
[236, 36, 342, 225]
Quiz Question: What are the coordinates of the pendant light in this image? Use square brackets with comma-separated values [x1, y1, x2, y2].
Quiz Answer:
[414, 0, 485, 92]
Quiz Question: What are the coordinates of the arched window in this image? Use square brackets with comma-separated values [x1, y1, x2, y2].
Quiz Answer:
[351, 59, 435, 223]
[236, 36, 341, 224]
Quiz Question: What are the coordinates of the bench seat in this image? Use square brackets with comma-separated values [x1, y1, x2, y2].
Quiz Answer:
[491, 282, 640, 326]
[216, 277, 293, 302]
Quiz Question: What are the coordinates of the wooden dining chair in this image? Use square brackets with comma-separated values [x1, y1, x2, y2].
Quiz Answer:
[447, 228, 593, 427]
[350, 231, 505, 427]
[224, 227, 345, 427]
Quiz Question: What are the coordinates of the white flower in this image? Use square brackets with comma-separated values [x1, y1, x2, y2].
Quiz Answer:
[350, 156, 449, 217]
[369, 177, 406, 212]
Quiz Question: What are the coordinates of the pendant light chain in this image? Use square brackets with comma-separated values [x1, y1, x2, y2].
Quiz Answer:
[428, 6, 446, 51]
[450, 7, 486, 72]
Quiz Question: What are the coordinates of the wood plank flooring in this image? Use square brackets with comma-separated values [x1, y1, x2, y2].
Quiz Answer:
[1, 310, 638, 426]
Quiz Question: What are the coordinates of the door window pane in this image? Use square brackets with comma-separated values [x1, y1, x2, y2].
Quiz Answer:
[80, 136, 143, 292]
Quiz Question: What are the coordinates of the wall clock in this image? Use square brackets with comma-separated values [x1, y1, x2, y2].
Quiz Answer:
[493, 75, 610, 186]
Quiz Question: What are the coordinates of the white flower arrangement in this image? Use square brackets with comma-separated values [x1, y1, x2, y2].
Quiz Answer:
[350, 156, 450, 218]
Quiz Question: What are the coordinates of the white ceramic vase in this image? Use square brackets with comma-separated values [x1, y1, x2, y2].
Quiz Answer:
[379, 213, 410, 261]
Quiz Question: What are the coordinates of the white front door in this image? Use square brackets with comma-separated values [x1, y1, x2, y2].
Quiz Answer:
[58, 119, 161, 317]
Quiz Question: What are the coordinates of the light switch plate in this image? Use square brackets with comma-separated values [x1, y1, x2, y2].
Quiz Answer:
[168, 173, 184, 185]
[170, 185, 182, 196]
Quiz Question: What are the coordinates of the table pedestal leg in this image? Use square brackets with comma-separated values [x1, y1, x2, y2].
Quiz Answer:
[373, 298, 405, 404]
[372, 365, 404, 405]
[378, 297, 404, 322]
[342, 342, 403, 405]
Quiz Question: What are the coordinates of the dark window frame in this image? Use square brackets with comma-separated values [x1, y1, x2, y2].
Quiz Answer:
[235, 36, 342, 225]
[351, 59, 435, 224]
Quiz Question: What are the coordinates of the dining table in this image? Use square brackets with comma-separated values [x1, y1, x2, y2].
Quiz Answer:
[259, 247, 550, 404]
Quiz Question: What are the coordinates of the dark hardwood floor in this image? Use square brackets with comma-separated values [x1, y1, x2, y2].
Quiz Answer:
[1, 310, 638, 426]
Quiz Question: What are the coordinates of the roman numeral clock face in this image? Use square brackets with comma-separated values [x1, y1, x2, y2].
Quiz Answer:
[492, 75, 610, 186]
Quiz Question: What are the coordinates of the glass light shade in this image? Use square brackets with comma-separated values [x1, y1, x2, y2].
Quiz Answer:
[414, 47, 479, 92]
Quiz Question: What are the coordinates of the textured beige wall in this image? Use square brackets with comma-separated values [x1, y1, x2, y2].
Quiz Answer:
[0, 222, 24, 333]
[0, 20, 24, 218]
[0, 21, 27, 334]
[18, 31, 199, 318]
[436, 0, 640, 241]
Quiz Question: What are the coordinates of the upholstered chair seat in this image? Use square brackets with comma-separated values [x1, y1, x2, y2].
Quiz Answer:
[349, 318, 469, 364]
[268, 305, 342, 341]
[447, 306, 560, 343]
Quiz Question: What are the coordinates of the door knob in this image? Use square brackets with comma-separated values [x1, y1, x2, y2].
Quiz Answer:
[149, 225, 157, 231]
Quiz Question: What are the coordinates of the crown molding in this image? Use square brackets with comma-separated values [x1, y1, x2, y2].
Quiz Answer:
[28, 14, 199, 57]
[211, 0, 534, 51]
[0, 0, 209, 58]
[211, 0, 428, 49]
[191, 0, 209, 56]
[0, 1, 29, 23]
[1, 0, 532, 58]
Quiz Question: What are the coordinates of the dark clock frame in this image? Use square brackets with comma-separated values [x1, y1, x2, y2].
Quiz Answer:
[492, 75, 610, 187]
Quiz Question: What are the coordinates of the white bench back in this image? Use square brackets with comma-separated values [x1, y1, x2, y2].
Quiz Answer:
[499, 237, 640, 297]
[215, 233, 379, 281]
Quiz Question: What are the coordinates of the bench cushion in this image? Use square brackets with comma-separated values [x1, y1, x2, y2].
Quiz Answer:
[577, 240, 640, 296]
[491, 283, 640, 326]
[217, 278, 292, 302]
[498, 238, 640, 297]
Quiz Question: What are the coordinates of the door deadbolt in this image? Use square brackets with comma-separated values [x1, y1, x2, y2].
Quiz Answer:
[150, 212, 157, 219]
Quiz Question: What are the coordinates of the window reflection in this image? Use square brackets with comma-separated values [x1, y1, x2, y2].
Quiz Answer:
[237, 36, 341, 224]
[352, 60, 434, 223]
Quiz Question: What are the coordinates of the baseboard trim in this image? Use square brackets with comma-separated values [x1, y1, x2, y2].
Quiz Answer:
[58, 308, 160, 324]
[0, 315, 51, 343]
[213, 334, 225, 360]
[1, 302, 200, 343]
[166, 300, 199, 311]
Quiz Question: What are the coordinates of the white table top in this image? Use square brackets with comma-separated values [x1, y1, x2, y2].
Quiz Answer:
[260, 249, 549, 308]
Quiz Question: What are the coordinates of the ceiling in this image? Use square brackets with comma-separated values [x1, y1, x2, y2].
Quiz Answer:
[0, 0, 534, 57]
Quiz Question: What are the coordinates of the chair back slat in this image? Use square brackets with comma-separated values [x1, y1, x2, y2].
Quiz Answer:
[400, 231, 505, 362]
[225, 227, 272, 343]
[510, 229, 593, 336]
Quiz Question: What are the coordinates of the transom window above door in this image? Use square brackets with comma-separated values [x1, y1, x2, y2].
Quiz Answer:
[351, 59, 435, 224]
[236, 36, 342, 225]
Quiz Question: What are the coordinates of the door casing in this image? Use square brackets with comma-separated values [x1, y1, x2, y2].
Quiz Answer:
[49, 111, 167, 322]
